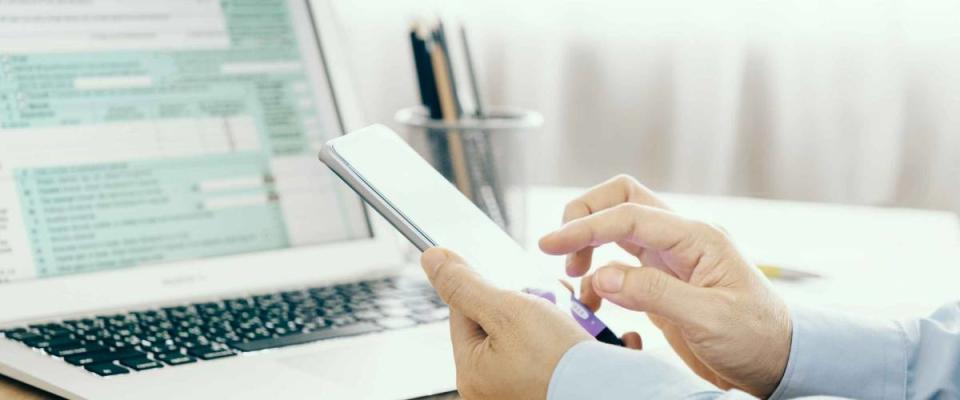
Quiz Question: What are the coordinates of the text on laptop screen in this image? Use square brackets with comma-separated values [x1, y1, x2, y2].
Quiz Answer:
[0, 0, 370, 283]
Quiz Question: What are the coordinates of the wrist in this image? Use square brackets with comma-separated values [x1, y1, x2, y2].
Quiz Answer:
[757, 304, 793, 398]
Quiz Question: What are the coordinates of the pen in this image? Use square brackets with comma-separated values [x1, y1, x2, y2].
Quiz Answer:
[757, 264, 822, 281]
[524, 282, 624, 347]
[409, 24, 454, 182]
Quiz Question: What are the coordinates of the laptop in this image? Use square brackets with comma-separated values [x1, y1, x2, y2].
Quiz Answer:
[0, 1, 456, 399]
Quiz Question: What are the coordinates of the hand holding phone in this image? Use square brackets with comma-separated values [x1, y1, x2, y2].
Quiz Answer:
[318, 124, 622, 345]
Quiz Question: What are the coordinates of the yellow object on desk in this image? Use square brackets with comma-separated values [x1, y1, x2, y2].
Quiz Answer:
[757, 264, 822, 281]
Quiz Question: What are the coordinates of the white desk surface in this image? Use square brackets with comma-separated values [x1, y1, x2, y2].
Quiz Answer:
[522, 186, 960, 352]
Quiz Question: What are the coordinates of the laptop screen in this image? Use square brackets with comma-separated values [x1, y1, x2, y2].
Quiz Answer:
[0, 0, 371, 284]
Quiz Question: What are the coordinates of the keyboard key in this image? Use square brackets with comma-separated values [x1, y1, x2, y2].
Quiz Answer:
[349, 301, 377, 312]
[376, 317, 417, 330]
[143, 343, 181, 354]
[39, 326, 72, 337]
[155, 352, 196, 366]
[405, 299, 440, 312]
[47, 343, 106, 357]
[413, 307, 450, 324]
[187, 345, 236, 360]
[271, 326, 295, 336]
[66, 348, 146, 366]
[65, 352, 118, 366]
[24, 335, 75, 349]
[119, 357, 163, 371]
[327, 316, 356, 326]
[380, 306, 411, 317]
[353, 310, 383, 320]
[5, 330, 41, 342]
[85, 363, 129, 377]
[231, 322, 381, 353]
[375, 298, 406, 308]
[322, 305, 347, 316]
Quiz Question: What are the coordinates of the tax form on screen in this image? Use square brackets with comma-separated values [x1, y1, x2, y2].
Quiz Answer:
[319, 125, 543, 291]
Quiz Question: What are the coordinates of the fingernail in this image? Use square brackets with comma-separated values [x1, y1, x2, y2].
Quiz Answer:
[421, 249, 447, 275]
[597, 267, 625, 292]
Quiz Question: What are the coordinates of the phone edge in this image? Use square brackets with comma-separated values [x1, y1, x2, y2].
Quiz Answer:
[317, 143, 436, 252]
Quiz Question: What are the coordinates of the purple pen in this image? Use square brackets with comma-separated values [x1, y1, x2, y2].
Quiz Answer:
[524, 286, 624, 347]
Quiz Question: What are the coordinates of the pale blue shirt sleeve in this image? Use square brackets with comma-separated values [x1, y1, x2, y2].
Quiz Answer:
[548, 302, 960, 400]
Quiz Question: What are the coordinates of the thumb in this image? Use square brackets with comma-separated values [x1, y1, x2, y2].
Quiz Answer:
[592, 263, 715, 326]
[421, 247, 507, 332]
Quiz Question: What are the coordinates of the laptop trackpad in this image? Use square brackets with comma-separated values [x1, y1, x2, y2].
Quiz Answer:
[277, 325, 456, 399]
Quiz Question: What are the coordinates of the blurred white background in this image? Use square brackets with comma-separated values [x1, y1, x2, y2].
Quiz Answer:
[322, 0, 960, 213]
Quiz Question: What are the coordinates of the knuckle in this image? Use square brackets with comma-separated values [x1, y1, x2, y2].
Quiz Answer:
[713, 289, 738, 312]
[613, 202, 643, 216]
[615, 203, 646, 237]
[636, 268, 670, 303]
[563, 201, 588, 220]
[690, 220, 716, 235]
[612, 174, 637, 189]
[692, 220, 728, 245]
[613, 174, 642, 196]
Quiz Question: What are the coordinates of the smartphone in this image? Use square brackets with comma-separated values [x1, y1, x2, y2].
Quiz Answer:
[318, 124, 623, 346]
[317, 124, 539, 290]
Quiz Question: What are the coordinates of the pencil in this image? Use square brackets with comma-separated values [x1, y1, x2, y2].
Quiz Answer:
[429, 35, 473, 198]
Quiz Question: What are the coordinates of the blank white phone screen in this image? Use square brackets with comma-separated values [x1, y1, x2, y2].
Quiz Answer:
[327, 125, 541, 290]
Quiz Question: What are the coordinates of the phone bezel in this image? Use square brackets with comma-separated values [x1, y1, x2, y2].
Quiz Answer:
[318, 143, 436, 252]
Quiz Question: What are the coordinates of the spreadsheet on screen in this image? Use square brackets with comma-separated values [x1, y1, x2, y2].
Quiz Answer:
[0, 0, 369, 283]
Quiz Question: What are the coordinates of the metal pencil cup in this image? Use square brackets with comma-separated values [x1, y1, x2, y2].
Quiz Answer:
[395, 106, 543, 243]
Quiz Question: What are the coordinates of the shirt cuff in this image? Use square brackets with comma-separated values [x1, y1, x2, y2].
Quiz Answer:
[769, 306, 908, 399]
[547, 341, 718, 400]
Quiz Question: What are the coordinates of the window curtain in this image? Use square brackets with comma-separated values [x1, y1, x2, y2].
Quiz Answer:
[327, 0, 960, 212]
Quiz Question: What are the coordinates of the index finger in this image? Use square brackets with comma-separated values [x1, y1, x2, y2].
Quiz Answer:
[540, 204, 704, 278]
[557, 175, 670, 276]
[561, 175, 670, 224]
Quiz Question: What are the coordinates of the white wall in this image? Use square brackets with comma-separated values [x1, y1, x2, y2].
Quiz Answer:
[324, 0, 960, 213]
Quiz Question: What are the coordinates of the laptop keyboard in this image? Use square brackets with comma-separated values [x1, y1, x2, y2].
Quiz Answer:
[0, 277, 448, 377]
